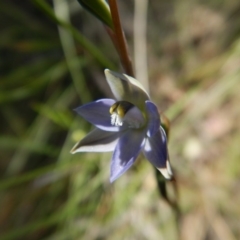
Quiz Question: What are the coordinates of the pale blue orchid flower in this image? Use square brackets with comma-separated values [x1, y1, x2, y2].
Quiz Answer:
[71, 69, 173, 182]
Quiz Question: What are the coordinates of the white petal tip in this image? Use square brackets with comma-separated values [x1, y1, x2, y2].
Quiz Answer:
[70, 148, 77, 154]
[109, 178, 115, 183]
[70, 142, 83, 154]
[158, 161, 173, 180]
[104, 69, 111, 76]
[166, 160, 173, 176]
[110, 174, 118, 183]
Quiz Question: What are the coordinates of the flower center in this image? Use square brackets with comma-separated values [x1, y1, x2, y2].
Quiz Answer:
[109, 101, 145, 128]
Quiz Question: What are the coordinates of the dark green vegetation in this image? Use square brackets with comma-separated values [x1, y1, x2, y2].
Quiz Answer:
[1, 0, 240, 239]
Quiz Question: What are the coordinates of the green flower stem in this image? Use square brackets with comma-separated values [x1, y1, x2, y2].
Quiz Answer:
[108, 0, 134, 76]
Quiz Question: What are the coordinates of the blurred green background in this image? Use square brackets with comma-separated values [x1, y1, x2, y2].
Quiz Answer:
[1, 0, 240, 239]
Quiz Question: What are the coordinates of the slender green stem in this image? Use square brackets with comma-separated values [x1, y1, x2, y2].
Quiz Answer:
[109, 0, 134, 76]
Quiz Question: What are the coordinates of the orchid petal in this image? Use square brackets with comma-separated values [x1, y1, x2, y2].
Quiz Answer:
[145, 101, 161, 137]
[74, 98, 121, 132]
[157, 160, 173, 180]
[71, 128, 122, 153]
[110, 130, 145, 182]
[143, 127, 172, 179]
[105, 69, 149, 110]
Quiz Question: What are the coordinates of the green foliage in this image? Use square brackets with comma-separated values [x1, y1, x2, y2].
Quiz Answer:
[1, 0, 240, 240]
